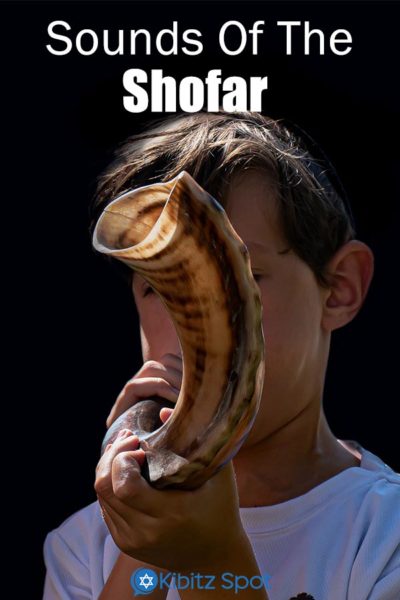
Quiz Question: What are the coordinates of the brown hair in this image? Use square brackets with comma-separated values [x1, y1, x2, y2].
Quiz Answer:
[89, 111, 355, 286]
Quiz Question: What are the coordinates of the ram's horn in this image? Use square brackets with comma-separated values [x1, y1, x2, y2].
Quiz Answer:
[92, 171, 265, 490]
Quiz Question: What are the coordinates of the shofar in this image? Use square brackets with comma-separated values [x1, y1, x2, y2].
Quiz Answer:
[92, 171, 265, 490]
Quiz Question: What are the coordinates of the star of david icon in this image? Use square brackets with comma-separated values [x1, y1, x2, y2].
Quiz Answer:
[139, 572, 154, 589]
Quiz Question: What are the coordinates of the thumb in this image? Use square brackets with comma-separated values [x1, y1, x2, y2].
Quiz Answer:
[159, 407, 174, 424]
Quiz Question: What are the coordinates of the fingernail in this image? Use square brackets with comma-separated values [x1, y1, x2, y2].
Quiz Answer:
[117, 429, 128, 438]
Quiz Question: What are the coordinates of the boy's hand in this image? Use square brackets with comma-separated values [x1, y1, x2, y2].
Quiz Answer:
[94, 431, 247, 573]
[106, 354, 182, 428]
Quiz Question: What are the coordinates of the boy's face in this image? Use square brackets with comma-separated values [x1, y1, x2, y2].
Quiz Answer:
[132, 170, 330, 447]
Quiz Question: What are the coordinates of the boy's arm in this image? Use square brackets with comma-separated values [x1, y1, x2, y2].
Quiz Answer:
[95, 433, 270, 599]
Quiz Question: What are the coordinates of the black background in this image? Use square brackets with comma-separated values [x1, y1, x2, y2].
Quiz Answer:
[3, 1, 399, 597]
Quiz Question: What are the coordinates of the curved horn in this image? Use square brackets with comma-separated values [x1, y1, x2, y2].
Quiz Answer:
[92, 171, 264, 490]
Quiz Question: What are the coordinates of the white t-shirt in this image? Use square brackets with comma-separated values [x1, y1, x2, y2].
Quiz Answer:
[42, 439, 400, 600]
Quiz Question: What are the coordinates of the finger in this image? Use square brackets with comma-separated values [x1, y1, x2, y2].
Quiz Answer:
[110, 450, 168, 516]
[126, 377, 181, 401]
[106, 377, 180, 428]
[108, 356, 183, 427]
[95, 430, 140, 493]
[137, 357, 182, 390]
[106, 377, 180, 427]
[111, 450, 150, 503]
[160, 353, 183, 371]
[95, 451, 166, 522]
[95, 430, 168, 517]
[139, 363, 183, 390]
[159, 407, 174, 423]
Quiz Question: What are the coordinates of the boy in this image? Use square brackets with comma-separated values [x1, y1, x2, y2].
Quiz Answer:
[43, 112, 400, 600]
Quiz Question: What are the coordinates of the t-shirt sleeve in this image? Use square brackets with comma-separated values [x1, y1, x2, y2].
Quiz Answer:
[366, 548, 400, 600]
[348, 477, 400, 600]
[42, 530, 92, 600]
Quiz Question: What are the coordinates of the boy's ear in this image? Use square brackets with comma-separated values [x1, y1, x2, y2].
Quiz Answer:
[321, 240, 374, 332]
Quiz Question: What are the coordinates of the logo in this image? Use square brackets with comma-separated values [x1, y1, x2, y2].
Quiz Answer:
[130, 568, 271, 595]
[130, 568, 159, 596]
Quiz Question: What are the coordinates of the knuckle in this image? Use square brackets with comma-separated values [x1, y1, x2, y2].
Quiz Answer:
[94, 474, 109, 496]
[164, 379, 174, 390]
[143, 360, 160, 371]
[113, 458, 141, 501]
[124, 378, 137, 389]
[113, 481, 132, 502]
[162, 352, 182, 362]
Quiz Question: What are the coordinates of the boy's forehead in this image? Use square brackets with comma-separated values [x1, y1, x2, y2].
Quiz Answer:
[223, 171, 284, 250]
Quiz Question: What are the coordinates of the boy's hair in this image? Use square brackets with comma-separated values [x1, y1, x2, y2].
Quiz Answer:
[89, 111, 356, 287]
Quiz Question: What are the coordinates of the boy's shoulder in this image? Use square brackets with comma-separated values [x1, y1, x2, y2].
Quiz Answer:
[324, 439, 399, 522]
[43, 499, 106, 568]
[52, 498, 102, 532]
[352, 439, 399, 535]
[344, 438, 399, 486]
[45, 497, 104, 538]
[238, 439, 399, 544]
[350, 438, 399, 520]
[342, 440, 400, 598]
